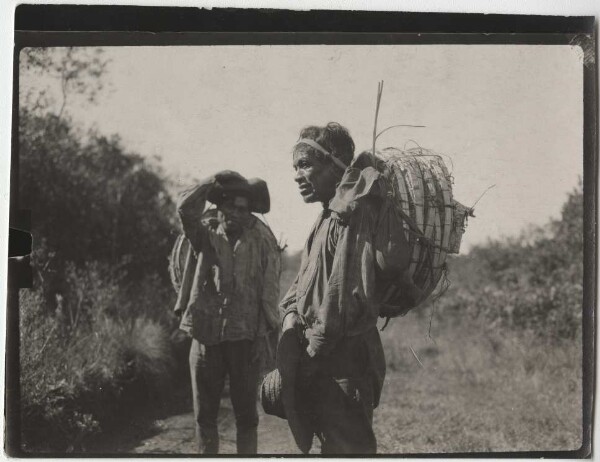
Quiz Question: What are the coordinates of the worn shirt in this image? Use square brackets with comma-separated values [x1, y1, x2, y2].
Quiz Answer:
[279, 166, 388, 406]
[279, 164, 388, 361]
[177, 180, 281, 345]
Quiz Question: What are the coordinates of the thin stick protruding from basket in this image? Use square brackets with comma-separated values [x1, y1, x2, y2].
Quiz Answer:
[372, 81, 384, 156]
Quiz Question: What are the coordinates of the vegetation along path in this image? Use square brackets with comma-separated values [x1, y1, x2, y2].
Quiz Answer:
[91, 313, 582, 455]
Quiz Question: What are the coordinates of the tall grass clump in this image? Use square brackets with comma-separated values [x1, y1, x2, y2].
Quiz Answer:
[20, 263, 177, 453]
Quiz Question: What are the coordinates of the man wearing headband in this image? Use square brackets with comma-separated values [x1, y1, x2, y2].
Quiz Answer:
[279, 123, 386, 454]
[176, 171, 280, 454]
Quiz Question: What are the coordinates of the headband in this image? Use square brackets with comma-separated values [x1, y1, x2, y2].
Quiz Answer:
[296, 138, 348, 170]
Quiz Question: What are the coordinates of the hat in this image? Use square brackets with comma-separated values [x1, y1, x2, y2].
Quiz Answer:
[260, 368, 285, 419]
[260, 329, 314, 454]
[207, 171, 270, 214]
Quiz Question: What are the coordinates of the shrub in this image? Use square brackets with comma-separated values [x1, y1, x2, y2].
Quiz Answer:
[20, 109, 178, 314]
[20, 263, 176, 453]
[17, 50, 181, 453]
[430, 183, 584, 342]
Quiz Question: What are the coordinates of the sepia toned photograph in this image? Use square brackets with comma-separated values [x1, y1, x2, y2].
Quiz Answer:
[8, 9, 595, 457]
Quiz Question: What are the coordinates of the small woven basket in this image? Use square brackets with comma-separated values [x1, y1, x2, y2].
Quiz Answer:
[260, 368, 286, 419]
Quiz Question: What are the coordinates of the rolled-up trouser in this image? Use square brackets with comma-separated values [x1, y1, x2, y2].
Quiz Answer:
[189, 339, 259, 454]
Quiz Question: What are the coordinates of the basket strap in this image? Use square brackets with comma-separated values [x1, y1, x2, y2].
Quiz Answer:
[396, 206, 453, 253]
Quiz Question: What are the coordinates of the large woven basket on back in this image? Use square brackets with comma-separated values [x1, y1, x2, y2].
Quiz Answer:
[370, 146, 471, 313]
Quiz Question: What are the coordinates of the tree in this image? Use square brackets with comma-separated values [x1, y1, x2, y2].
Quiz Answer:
[18, 47, 181, 453]
[20, 47, 108, 118]
[19, 47, 177, 312]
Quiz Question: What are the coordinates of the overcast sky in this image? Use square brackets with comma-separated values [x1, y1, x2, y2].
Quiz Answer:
[22, 45, 584, 252]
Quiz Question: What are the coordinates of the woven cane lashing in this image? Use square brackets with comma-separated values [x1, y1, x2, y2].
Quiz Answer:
[371, 147, 468, 316]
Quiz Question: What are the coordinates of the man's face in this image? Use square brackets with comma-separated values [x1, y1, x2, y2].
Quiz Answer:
[218, 196, 250, 234]
[293, 150, 338, 204]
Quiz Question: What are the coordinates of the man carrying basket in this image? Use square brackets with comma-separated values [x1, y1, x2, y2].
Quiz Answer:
[278, 123, 389, 454]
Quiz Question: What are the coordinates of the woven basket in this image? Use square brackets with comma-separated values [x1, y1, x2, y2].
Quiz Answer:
[260, 368, 286, 419]
[372, 147, 470, 309]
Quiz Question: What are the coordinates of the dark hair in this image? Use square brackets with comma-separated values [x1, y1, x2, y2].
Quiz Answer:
[295, 122, 355, 167]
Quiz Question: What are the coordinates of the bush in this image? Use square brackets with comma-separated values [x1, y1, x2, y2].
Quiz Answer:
[17, 49, 182, 453]
[20, 263, 177, 452]
[20, 109, 178, 311]
[431, 182, 584, 342]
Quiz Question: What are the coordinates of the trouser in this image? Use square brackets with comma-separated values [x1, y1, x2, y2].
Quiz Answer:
[189, 339, 259, 454]
[297, 331, 383, 454]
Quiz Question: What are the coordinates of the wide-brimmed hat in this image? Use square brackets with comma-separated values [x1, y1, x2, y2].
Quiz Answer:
[207, 172, 270, 214]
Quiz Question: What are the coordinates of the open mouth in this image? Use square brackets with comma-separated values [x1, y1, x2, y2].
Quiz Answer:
[299, 185, 313, 196]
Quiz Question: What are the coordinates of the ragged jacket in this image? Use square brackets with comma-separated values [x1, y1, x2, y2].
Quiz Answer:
[279, 162, 391, 395]
[176, 180, 281, 345]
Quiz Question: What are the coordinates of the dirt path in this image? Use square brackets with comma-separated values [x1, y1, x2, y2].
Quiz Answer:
[128, 398, 301, 455]
[90, 382, 305, 455]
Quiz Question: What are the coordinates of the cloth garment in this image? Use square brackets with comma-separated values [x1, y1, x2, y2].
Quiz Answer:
[296, 332, 382, 454]
[279, 164, 389, 453]
[176, 177, 281, 345]
[189, 339, 260, 454]
[177, 176, 280, 454]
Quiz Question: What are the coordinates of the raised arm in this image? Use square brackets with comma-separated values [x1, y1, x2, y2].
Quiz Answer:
[177, 176, 216, 252]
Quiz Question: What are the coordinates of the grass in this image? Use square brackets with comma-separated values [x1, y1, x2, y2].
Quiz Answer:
[85, 306, 583, 456]
[375, 309, 583, 454]
[18, 200, 584, 455]
[18, 265, 178, 453]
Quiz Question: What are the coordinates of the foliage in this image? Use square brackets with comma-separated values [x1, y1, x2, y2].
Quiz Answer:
[18, 47, 181, 452]
[376, 186, 584, 452]
[19, 46, 178, 308]
[20, 263, 177, 452]
[20, 47, 109, 117]
[20, 109, 177, 280]
[433, 181, 584, 341]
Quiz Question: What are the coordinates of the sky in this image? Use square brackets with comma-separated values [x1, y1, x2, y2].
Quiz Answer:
[21, 45, 584, 252]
